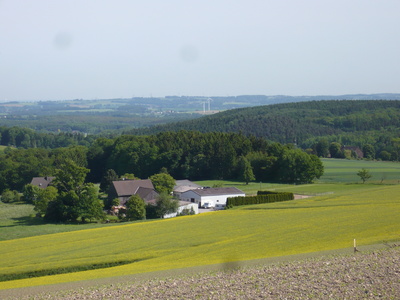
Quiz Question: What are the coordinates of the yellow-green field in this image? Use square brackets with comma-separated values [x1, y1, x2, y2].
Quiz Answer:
[0, 183, 399, 290]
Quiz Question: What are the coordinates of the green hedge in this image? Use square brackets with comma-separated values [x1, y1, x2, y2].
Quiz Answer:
[226, 191, 294, 208]
[257, 191, 281, 195]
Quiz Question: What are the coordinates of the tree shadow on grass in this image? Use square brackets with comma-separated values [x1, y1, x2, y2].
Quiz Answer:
[5, 216, 101, 227]
[8, 215, 46, 226]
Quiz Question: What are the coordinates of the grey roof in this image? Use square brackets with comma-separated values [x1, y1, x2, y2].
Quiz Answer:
[174, 185, 201, 193]
[174, 180, 202, 189]
[136, 187, 159, 201]
[187, 187, 244, 196]
[30, 176, 55, 188]
[146, 199, 195, 207]
[112, 179, 154, 197]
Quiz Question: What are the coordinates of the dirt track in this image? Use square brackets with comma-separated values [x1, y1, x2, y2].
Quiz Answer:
[5, 245, 399, 299]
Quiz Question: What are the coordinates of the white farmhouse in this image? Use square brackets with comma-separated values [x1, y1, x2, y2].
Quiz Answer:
[180, 187, 245, 210]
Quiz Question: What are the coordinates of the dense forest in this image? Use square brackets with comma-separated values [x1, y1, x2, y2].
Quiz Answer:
[0, 131, 323, 195]
[0, 126, 96, 148]
[0, 113, 200, 134]
[1, 100, 400, 161]
[2, 96, 400, 134]
[126, 100, 400, 161]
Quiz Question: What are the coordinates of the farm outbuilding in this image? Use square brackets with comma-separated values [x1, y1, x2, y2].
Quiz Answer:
[108, 179, 158, 206]
[173, 179, 203, 199]
[180, 187, 245, 209]
[163, 201, 199, 218]
[30, 176, 55, 189]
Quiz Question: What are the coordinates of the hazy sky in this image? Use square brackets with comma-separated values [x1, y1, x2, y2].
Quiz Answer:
[1, 0, 400, 101]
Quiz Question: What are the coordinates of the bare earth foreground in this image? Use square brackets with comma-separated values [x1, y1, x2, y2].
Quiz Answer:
[2, 245, 399, 300]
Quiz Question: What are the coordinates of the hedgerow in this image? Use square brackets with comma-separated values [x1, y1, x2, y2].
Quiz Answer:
[226, 191, 294, 208]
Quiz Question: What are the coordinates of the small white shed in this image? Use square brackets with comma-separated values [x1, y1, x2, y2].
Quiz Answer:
[163, 201, 199, 218]
[180, 187, 245, 210]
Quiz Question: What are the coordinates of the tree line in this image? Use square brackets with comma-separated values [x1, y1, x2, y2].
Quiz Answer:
[86, 131, 323, 184]
[0, 131, 324, 195]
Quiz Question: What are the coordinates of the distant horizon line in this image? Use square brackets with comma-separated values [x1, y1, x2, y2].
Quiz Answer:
[2, 92, 400, 103]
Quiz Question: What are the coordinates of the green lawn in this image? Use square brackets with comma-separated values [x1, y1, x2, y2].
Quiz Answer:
[319, 158, 400, 183]
[197, 159, 400, 194]
[0, 202, 122, 241]
[0, 183, 399, 290]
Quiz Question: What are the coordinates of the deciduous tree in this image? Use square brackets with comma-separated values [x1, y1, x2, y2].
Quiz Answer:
[22, 184, 41, 204]
[329, 142, 343, 158]
[45, 159, 103, 222]
[155, 192, 179, 218]
[125, 194, 146, 221]
[357, 168, 372, 184]
[100, 169, 118, 192]
[34, 186, 58, 216]
[277, 149, 324, 184]
[362, 144, 375, 159]
[150, 173, 176, 194]
[237, 156, 255, 185]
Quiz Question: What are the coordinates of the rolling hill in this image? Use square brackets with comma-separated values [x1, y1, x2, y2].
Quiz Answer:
[127, 100, 400, 150]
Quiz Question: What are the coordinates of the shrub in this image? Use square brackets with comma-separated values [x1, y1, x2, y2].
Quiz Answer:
[177, 207, 195, 216]
[227, 191, 294, 207]
[1, 189, 20, 203]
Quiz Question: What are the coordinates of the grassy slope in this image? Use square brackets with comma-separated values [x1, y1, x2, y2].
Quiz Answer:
[0, 182, 399, 290]
[0, 203, 123, 241]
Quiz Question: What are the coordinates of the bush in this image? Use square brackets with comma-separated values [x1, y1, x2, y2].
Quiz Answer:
[1, 189, 20, 203]
[177, 207, 195, 216]
[227, 191, 294, 207]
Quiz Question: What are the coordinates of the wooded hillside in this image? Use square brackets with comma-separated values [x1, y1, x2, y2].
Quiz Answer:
[127, 100, 400, 160]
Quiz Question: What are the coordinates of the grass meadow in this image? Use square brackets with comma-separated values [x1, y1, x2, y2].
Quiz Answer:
[0, 158, 399, 290]
[320, 158, 400, 183]
[0, 202, 123, 241]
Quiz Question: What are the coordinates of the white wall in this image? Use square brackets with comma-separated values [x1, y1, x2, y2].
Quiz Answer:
[180, 190, 245, 208]
[180, 190, 202, 204]
[200, 193, 244, 208]
[164, 203, 199, 218]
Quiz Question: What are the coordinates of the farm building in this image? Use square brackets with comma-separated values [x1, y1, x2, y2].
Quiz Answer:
[180, 187, 245, 209]
[30, 176, 55, 189]
[173, 179, 203, 198]
[341, 146, 364, 158]
[146, 200, 199, 219]
[108, 179, 158, 206]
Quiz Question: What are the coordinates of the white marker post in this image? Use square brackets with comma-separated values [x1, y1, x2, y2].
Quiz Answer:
[354, 239, 357, 253]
